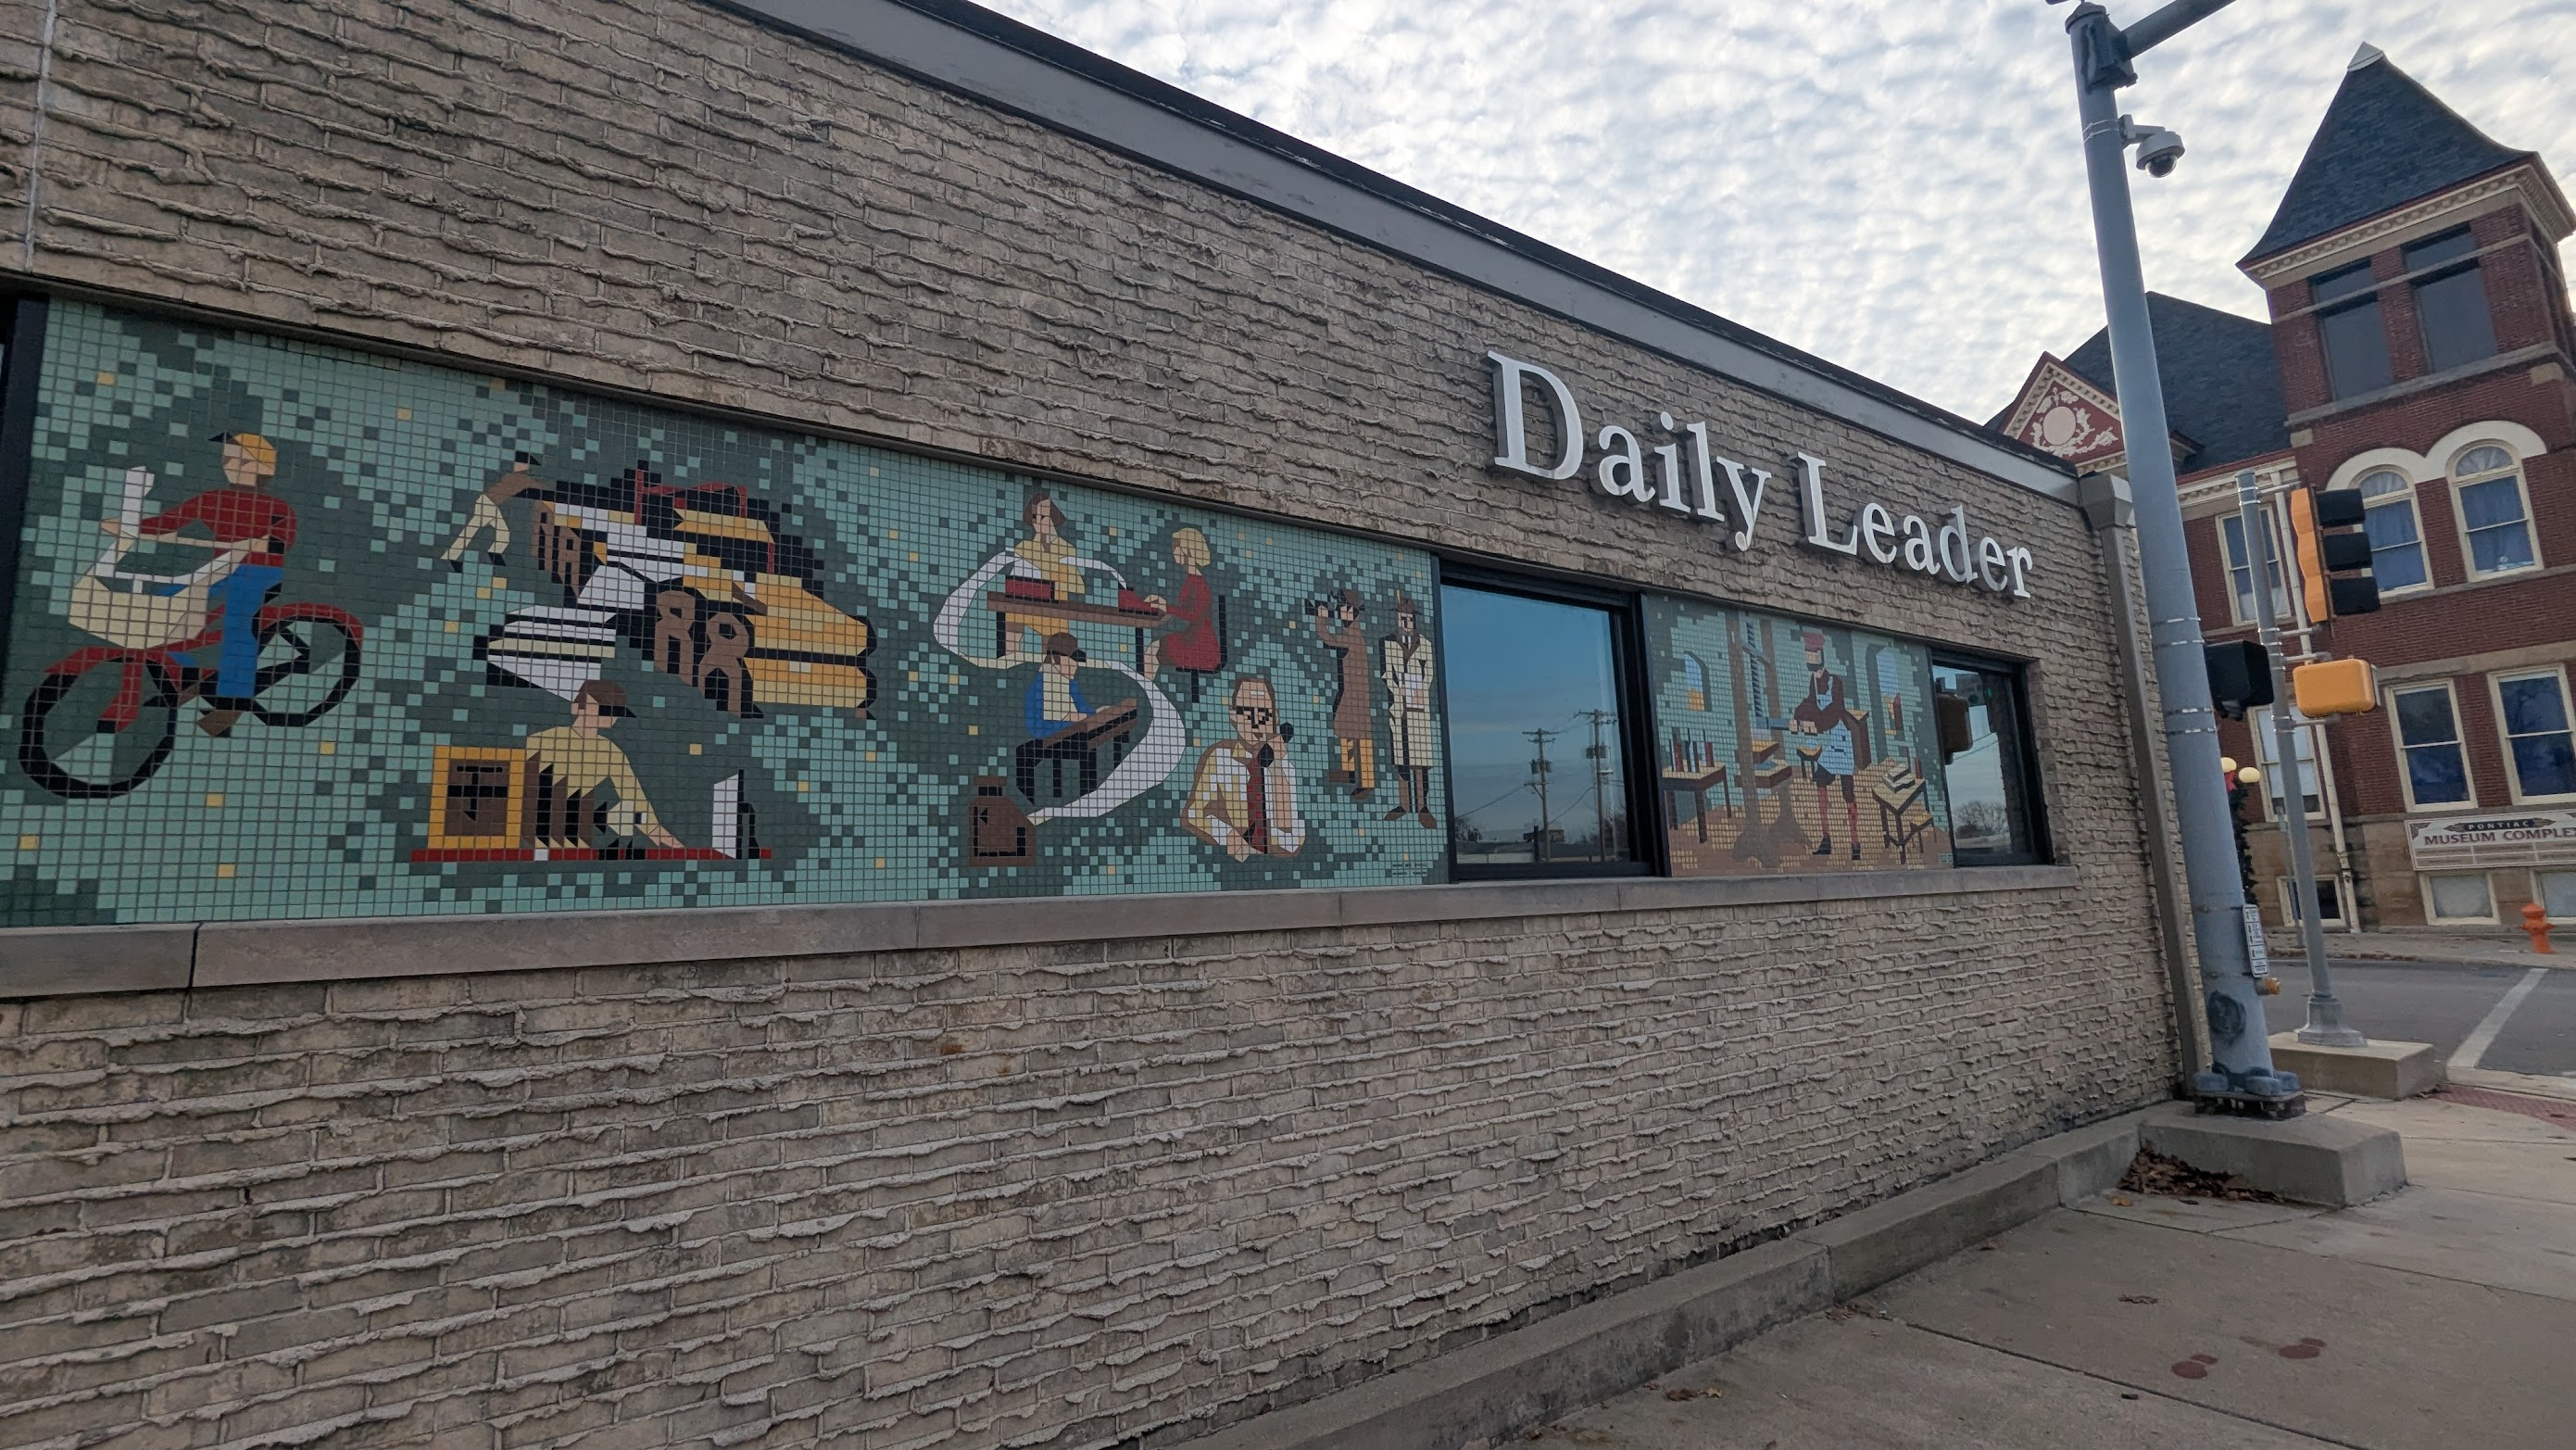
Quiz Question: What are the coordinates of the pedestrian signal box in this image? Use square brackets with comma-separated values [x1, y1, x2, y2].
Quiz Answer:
[2204, 639, 2274, 720]
[2292, 658, 2378, 717]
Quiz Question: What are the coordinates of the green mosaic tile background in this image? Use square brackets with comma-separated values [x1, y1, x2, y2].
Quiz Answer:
[0, 303, 1446, 927]
[1645, 598, 1954, 876]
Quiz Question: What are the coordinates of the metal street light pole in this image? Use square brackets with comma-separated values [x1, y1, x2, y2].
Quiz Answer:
[2059, 0, 2301, 1104]
[2234, 472, 2369, 1047]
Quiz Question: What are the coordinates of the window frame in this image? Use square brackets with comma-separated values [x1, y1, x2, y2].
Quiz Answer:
[2487, 665, 2576, 806]
[2353, 467, 2431, 598]
[2404, 227, 2499, 374]
[2251, 706, 2324, 822]
[2448, 443, 2542, 581]
[2384, 679, 2476, 813]
[2218, 508, 2292, 625]
[1927, 651, 2052, 868]
[1436, 564, 1660, 883]
[2539, 867, 2576, 926]
[2421, 871, 2498, 926]
[2311, 261, 2394, 400]
[2278, 875, 2343, 927]
[0, 294, 49, 694]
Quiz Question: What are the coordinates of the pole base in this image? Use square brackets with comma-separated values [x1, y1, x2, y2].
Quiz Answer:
[2191, 1065, 2305, 1119]
[2296, 996, 2368, 1049]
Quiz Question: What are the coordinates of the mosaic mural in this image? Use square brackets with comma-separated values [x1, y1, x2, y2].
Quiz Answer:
[0, 303, 1446, 927]
[1646, 599, 1955, 875]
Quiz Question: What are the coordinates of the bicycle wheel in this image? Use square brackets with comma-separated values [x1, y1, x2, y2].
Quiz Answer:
[251, 614, 362, 727]
[17, 655, 181, 800]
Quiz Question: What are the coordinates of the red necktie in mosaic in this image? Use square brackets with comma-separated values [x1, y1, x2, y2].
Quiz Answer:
[1243, 749, 1271, 854]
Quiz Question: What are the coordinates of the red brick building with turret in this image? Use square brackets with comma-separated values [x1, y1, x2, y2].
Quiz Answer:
[1997, 44, 2576, 932]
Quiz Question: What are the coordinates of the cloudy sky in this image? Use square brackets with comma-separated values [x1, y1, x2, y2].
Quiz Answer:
[976, 0, 2574, 422]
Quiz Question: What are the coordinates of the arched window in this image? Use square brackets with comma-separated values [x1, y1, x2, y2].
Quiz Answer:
[2356, 467, 2428, 592]
[2454, 444, 2538, 578]
[1681, 653, 1708, 712]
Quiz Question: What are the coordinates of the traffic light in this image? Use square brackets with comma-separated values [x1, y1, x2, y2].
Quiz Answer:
[2204, 639, 2275, 720]
[2288, 487, 2381, 618]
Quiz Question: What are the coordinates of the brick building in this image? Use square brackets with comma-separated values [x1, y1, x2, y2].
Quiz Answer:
[1998, 44, 2576, 933]
[0, 3, 2181, 1449]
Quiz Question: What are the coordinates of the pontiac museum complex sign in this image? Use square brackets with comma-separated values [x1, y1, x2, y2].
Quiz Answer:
[1487, 352, 2041, 599]
[2407, 811, 2576, 870]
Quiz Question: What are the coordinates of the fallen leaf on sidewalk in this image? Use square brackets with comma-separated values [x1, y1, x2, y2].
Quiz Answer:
[2119, 1149, 2289, 1204]
[2118, 1294, 2158, 1305]
[1665, 1389, 1694, 1401]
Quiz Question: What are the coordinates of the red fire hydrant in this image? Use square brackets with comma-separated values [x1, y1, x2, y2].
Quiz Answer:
[2524, 902, 2555, 954]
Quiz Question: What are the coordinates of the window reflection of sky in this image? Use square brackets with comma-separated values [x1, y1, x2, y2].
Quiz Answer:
[1934, 665, 2013, 851]
[1441, 586, 1625, 852]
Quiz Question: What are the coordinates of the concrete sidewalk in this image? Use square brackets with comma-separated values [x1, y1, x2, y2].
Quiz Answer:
[1514, 1093, 2576, 1449]
[2274, 926, 2569, 968]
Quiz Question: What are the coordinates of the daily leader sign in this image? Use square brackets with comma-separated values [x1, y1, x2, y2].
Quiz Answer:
[1485, 351, 2040, 600]
[2406, 811, 2576, 870]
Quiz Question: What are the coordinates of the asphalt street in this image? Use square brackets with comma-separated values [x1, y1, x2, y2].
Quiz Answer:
[2259, 955, 2576, 1079]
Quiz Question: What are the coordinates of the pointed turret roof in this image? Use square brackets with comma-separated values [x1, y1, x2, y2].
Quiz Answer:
[2243, 46, 2533, 264]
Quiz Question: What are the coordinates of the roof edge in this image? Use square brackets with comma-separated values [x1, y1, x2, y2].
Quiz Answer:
[2241, 156, 2569, 274]
[699, 0, 2077, 498]
[2179, 448, 2296, 487]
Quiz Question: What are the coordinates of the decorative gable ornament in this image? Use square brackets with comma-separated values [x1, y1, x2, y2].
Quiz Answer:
[1997, 356, 2127, 468]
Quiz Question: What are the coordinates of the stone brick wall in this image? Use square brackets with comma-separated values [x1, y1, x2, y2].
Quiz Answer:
[2, 884, 2170, 1450]
[0, 2, 2180, 1447]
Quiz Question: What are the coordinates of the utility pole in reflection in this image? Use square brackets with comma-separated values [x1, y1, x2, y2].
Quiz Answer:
[1527, 727, 1558, 863]
[1581, 709, 1615, 861]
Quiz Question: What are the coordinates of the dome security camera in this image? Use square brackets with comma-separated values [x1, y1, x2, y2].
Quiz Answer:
[2129, 123, 2185, 178]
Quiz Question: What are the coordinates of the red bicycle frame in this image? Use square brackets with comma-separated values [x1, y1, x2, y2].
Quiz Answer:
[44, 600, 363, 733]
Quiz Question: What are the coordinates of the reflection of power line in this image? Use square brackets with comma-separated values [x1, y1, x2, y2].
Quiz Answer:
[1544, 783, 1594, 827]
[1456, 779, 1537, 822]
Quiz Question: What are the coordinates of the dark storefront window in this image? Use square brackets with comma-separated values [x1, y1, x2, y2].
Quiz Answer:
[2312, 262, 2394, 399]
[1931, 659, 2043, 864]
[2405, 228, 2497, 373]
[1440, 579, 1642, 876]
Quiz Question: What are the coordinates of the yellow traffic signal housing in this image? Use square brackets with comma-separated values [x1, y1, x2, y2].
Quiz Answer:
[2287, 487, 2381, 618]
[2289, 489, 2331, 622]
[2292, 658, 2378, 717]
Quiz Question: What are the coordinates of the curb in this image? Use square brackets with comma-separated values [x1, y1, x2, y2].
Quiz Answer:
[2273, 938, 2574, 971]
[1174, 1106, 2156, 1450]
[2450, 1065, 2576, 1103]
[2139, 1103, 2405, 1206]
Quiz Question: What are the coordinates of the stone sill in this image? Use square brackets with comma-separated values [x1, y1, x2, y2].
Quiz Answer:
[2281, 343, 2560, 427]
[0, 865, 2079, 1000]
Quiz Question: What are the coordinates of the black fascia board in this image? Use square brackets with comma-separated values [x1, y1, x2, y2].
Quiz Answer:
[701, 0, 2080, 500]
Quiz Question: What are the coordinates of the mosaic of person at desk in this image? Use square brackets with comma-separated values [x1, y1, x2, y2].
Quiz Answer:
[1016, 632, 1117, 801]
[1007, 493, 1084, 649]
